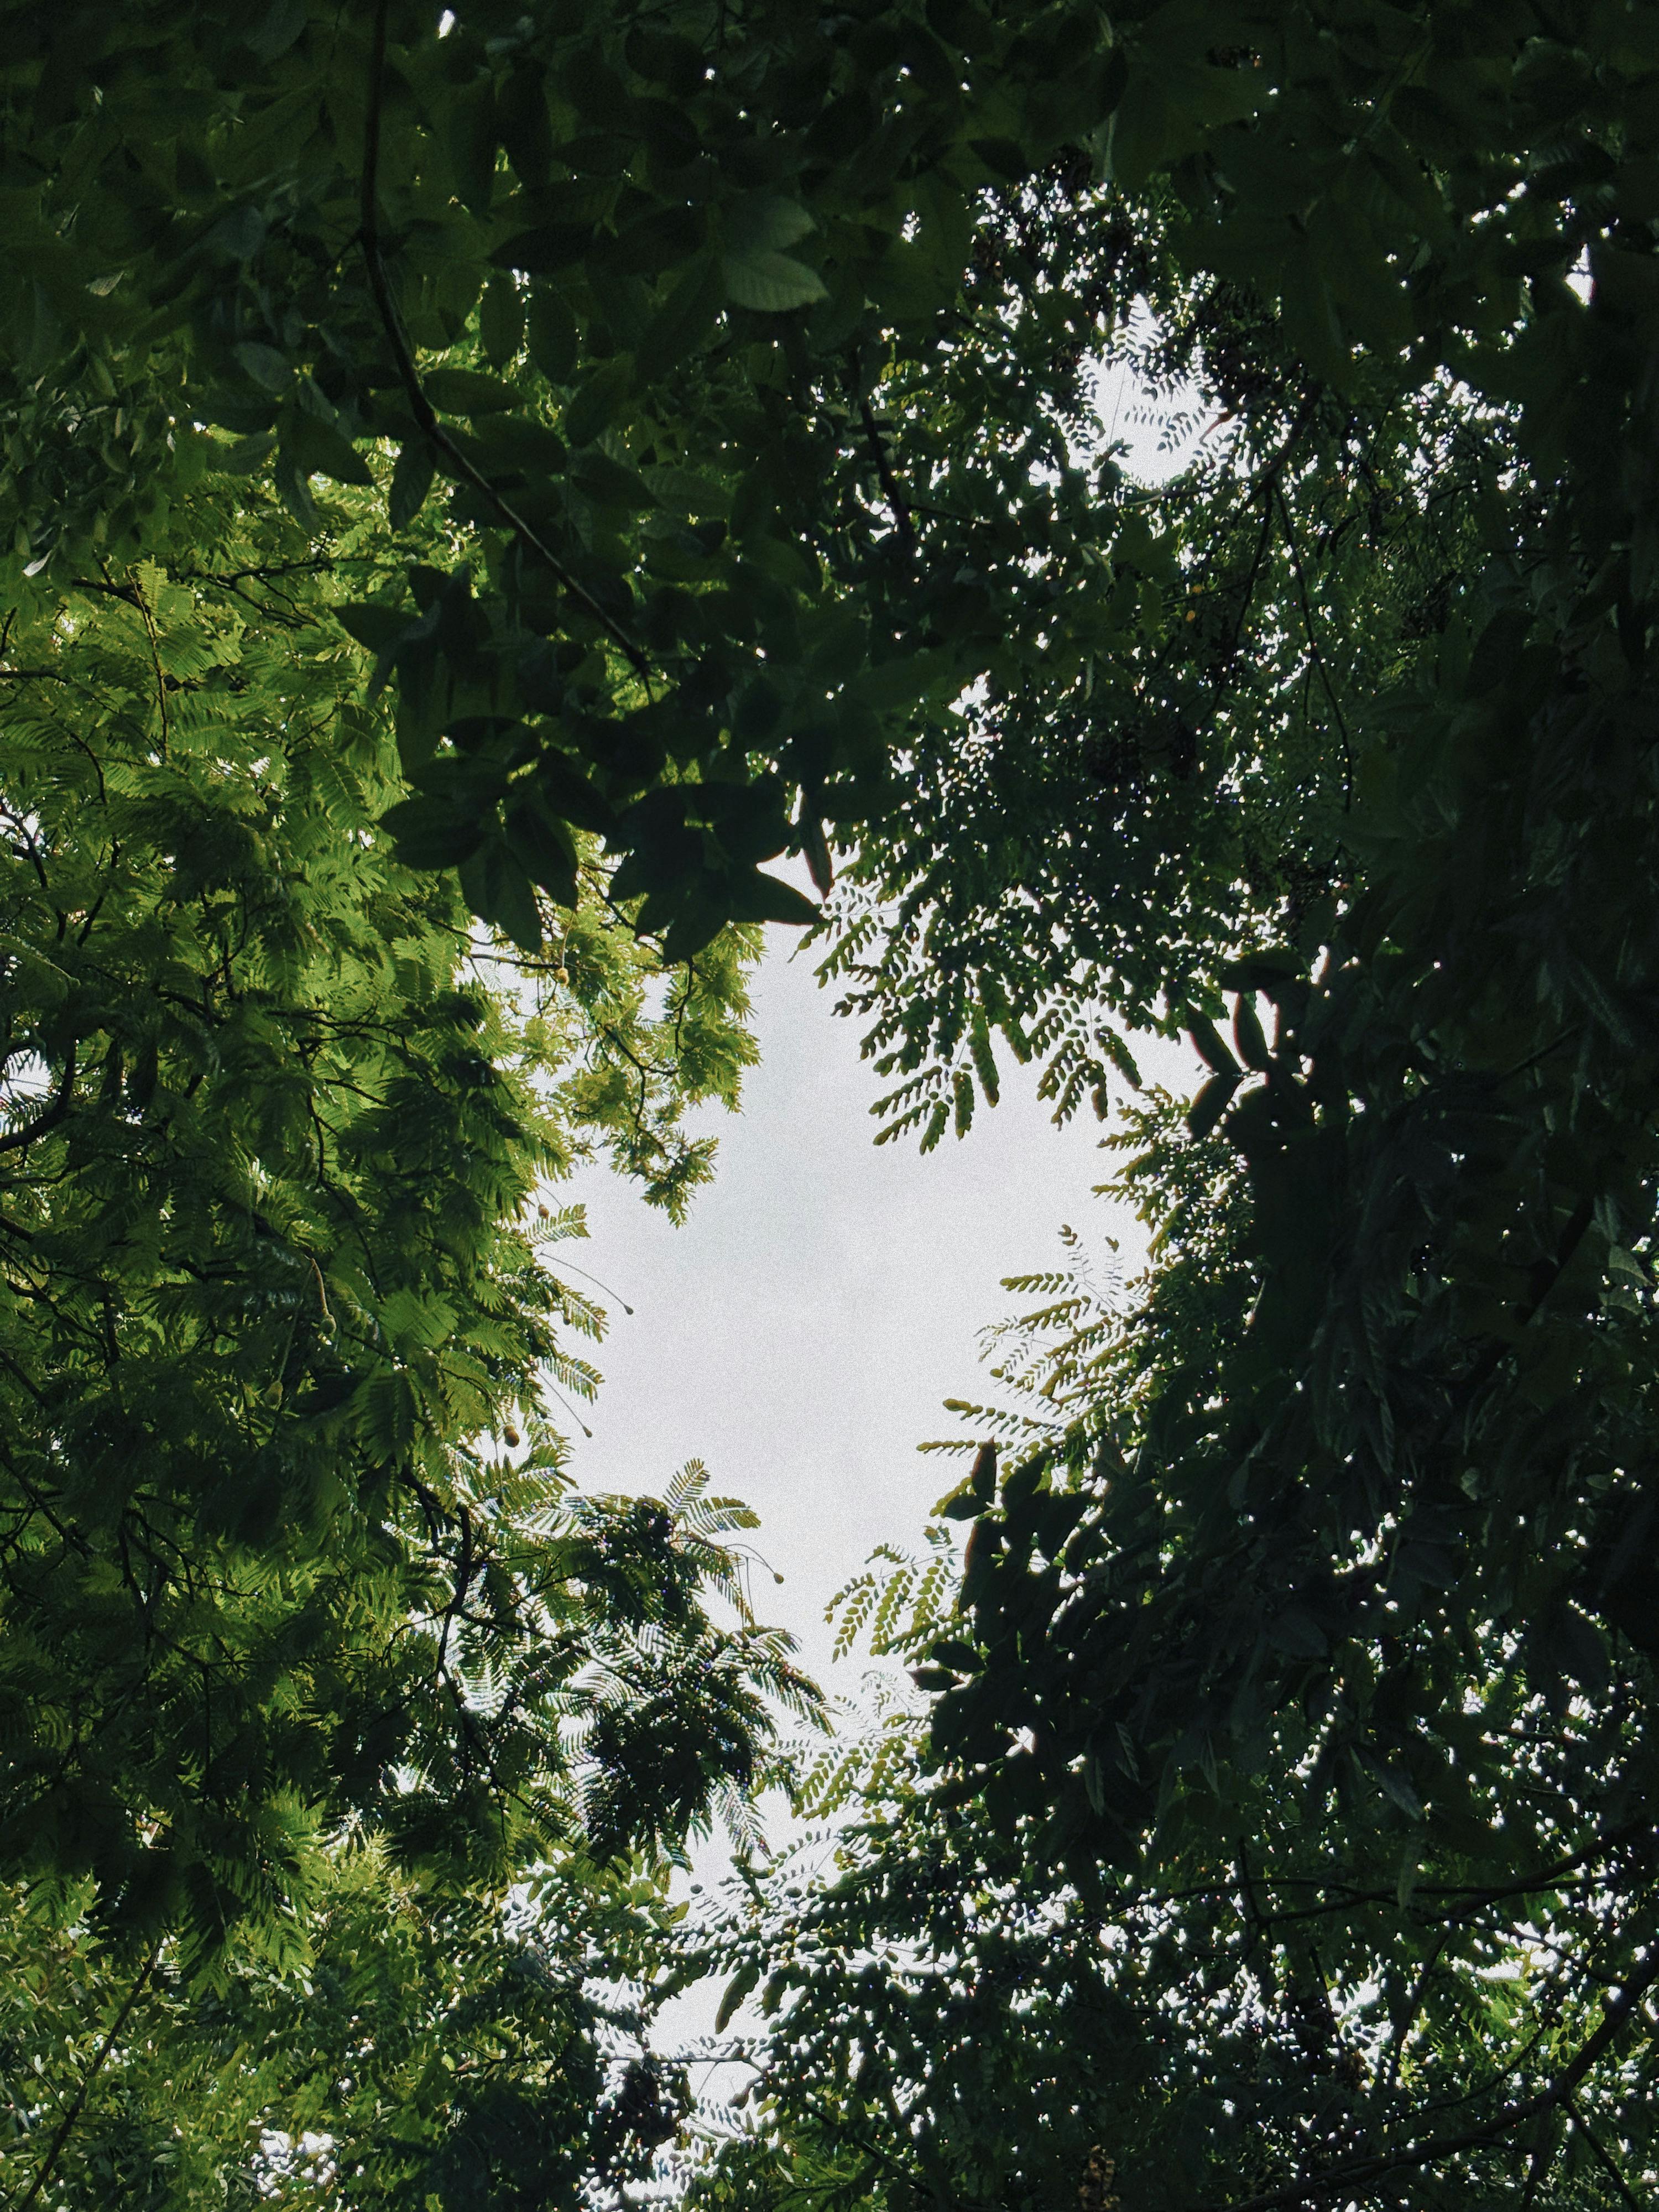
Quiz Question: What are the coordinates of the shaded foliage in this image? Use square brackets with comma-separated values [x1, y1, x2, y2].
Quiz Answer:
[6, 0, 1659, 2205]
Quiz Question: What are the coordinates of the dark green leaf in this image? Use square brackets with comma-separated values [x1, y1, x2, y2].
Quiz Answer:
[389, 437, 437, 530]
[721, 250, 827, 312]
[423, 368, 521, 418]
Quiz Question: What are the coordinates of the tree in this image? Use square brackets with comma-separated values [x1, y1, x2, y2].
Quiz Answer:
[0, 1458, 813, 2212]
[0, 449, 817, 2200]
[691, 1093, 1659, 2210]
[7, 0, 1659, 2205]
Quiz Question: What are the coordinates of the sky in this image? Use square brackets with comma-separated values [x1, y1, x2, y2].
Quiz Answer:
[551, 335, 1208, 2062]
[559, 931, 1197, 2070]
[562, 938, 1196, 1689]
[559, 332, 1207, 1692]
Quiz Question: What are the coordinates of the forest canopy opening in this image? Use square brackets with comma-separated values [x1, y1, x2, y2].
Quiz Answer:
[3, 1, 1658, 2206]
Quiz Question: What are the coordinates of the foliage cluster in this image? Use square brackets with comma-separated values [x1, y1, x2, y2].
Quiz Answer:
[5, 0, 1659, 2206]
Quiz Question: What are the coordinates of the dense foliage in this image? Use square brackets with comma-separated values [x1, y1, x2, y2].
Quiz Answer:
[714, 4, 1659, 2208]
[6, 0, 1659, 2205]
[0, 422, 812, 2198]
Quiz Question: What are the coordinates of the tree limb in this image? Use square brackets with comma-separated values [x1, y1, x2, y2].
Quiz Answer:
[0, 1047, 76, 1159]
[14, 1948, 158, 2212]
[1564, 2094, 1644, 2212]
[357, 0, 650, 676]
[1200, 1956, 1658, 2211]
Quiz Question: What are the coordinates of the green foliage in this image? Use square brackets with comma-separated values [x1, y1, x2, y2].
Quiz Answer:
[1, 1850, 695, 2210]
[692, 6, 1659, 2206]
[0, 0, 1144, 959]
[8, 0, 1659, 2204]
[0, 471, 800, 1954]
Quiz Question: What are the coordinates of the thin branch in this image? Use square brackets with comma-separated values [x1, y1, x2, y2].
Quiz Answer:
[1517, 2110, 1560, 2212]
[14, 1948, 158, 2212]
[0, 1046, 76, 1158]
[1274, 487, 1352, 804]
[857, 396, 916, 550]
[1380, 1931, 1449, 2096]
[1199, 1955, 1658, 2212]
[357, 1, 650, 676]
[119, 560, 171, 755]
[1563, 2095, 1644, 2212]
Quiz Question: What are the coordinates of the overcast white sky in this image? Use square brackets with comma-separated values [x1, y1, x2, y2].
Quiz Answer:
[562, 940, 1196, 1686]
[561, 339, 1208, 1689]
[554, 343, 1209, 2063]
[559, 931, 1197, 2072]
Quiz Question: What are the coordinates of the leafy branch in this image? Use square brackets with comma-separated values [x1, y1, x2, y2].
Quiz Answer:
[357, 0, 650, 676]
[13, 1948, 158, 2212]
[1199, 1958, 1657, 2212]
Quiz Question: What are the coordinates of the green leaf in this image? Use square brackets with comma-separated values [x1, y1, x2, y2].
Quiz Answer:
[492, 225, 597, 275]
[284, 412, 372, 486]
[969, 137, 1034, 182]
[1266, 1607, 1327, 1658]
[380, 795, 488, 869]
[851, 650, 956, 708]
[1354, 1747, 1425, 1822]
[722, 194, 816, 256]
[479, 273, 526, 367]
[1232, 994, 1270, 1071]
[335, 603, 411, 654]
[644, 466, 728, 516]
[389, 439, 437, 531]
[245, 0, 308, 62]
[624, 25, 706, 96]
[564, 357, 632, 447]
[215, 430, 279, 476]
[498, 61, 553, 192]
[533, 752, 615, 838]
[724, 869, 820, 927]
[471, 415, 569, 477]
[1186, 1014, 1238, 1077]
[1186, 1070, 1240, 1139]
[721, 250, 828, 313]
[422, 369, 520, 418]
[526, 285, 580, 383]
[460, 838, 544, 952]
[235, 340, 292, 393]
[504, 796, 579, 909]
[635, 253, 724, 385]
[1590, 243, 1659, 320]
[661, 891, 731, 963]
[714, 1959, 761, 2033]
[567, 449, 654, 511]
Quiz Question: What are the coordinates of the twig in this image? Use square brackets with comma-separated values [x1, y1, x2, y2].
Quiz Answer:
[357, 0, 650, 676]
[1563, 2095, 1644, 2212]
[1197, 1955, 1658, 2211]
[857, 396, 916, 550]
[0, 1047, 76, 1159]
[1380, 1931, 1449, 2095]
[15, 1948, 158, 2212]
[120, 561, 171, 756]
[1274, 487, 1352, 804]
[1517, 2109, 1560, 2212]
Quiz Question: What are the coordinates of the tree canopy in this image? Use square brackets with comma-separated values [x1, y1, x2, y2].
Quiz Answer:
[5, 0, 1659, 2205]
